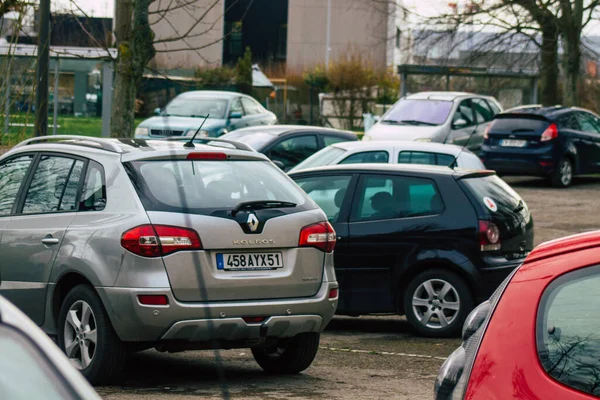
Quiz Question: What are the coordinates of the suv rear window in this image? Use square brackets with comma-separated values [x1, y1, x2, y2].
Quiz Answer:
[127, 160, 308, 213]
[459, 175, 525, 217]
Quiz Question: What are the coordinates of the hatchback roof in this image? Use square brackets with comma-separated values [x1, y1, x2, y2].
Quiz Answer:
[525, 230, 600, 263]
[331, 140, 473, 155]
[407, 91, 479, 101]
[175, 90, 244, 99]
[233, 124, 355, 136]
[288, 162, 493, 177]
[500, 105, 570, 119]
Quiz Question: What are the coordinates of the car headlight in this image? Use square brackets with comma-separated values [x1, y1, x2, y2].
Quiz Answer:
[134, 127, 148, 137]
[415, 137, 432, 142]
[187, 130, 209, 138]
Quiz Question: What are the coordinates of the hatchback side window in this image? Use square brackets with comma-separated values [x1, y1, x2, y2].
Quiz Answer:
[0, 155, 33, 216]
[268, 136, 318, 170]
[79, 161, 106, 211]
[453, 100, 474, 127]
[352, 175, 443, 221]
[340, 151, 389, 164]
[22, 156, 82, 214]
[472, 99, 493, 123]
[557, 113, 580, 130]
[323, 135, 350, 147]
[537, 265, 600, 397]
[575, 112, 600, 134]
[294, 175, 353, 222]
[230, 98, 244, 116]
[488, 100, 502, 116]
[398, 151, 454, 167]
[241, 98, 263, 115]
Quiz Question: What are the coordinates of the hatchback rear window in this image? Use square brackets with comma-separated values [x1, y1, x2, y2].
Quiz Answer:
[491, 117, 549, 133]
[459, 175, 524, 216]
[128, 160, 308, 213]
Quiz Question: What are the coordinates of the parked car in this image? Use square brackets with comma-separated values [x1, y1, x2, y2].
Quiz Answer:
[0, 135, 338, 384]
[288, 164, 533, 337]
[435, 230, 600, 399]
[0, 295, 101, 399]
[221, 125, 358, 171]
[134, 91, 277, 139]
[290, 140, 486, 173]
[364, 92, 503, 151]
[480, 105, 600, 187]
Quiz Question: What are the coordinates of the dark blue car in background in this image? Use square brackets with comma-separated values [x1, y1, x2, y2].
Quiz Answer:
[480, 105, 600, 187]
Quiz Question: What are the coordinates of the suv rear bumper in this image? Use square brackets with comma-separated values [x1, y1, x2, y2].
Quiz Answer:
[97, 281, 338, 343]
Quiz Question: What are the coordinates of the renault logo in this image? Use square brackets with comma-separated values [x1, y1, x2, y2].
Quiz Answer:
[247, 213, 259, 232]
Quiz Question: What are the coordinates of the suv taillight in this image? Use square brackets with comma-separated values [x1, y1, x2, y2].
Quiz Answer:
[540, 122, 558, 142]
[479, 220, 501, 252]
[121, 224, 202, 257]
[299, 222, 336, 253]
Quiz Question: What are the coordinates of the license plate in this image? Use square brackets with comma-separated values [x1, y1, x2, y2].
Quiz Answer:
[216, 252, 283, 271]
[501, 139, 527, 147]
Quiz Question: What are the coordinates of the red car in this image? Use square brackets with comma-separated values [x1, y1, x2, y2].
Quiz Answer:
[435, 230, 600, 399]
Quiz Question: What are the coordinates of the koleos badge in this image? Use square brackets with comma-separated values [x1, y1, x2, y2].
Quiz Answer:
[483, 197, 498, 212]
[247, 213, 259, 232]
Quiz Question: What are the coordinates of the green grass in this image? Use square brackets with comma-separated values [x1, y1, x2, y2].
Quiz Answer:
[0, 114, 145, 147]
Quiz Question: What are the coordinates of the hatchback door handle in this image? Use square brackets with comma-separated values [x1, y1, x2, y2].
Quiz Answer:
[41, 236, 60, 246]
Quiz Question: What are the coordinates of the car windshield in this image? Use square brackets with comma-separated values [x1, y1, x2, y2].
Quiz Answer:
[290, 146, 347, 172]
[382, 99, 453, 126]
[164, 97, 227, 119]
[222, 131, 277, 150]
[128, 160, 307, 214]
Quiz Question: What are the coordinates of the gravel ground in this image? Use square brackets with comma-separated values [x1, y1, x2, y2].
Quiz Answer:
[97, 175, 600, 400]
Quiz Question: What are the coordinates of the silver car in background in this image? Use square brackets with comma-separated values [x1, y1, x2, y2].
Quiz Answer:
[290, 140, 486, 172]
[0, 136, 338, 384]
[364, 92, 503, 151]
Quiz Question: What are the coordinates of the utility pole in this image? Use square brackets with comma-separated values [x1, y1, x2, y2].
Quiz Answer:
[35, 0, 50, 136]
[325, 0, 331, 68]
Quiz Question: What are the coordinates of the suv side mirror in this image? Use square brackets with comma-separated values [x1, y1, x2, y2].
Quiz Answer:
[229, 111, 243, 119]
[453, 118, 468, 129]
[93, 198, 106, 211]
[273, 160, 285, 170]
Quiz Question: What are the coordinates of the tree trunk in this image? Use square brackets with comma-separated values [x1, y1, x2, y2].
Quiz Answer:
[562, 34, 581, 107]
[539, 22, 560, 106]
[110, 0, 155, 138]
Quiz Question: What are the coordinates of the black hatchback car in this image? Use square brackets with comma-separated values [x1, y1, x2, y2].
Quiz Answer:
[220, 125, 357, 171]
[289, 164, 534, 337]
[480, 105, 600, 187]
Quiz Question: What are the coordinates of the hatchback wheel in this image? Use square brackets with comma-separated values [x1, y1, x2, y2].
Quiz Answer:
[551, 158, 573, 188]
[251, 332, 320, 374]
[58, 285, 128, 384]
[404, 270, 473, 337]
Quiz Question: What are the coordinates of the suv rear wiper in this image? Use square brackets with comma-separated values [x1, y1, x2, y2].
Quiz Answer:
[231, 200, 297, 215]
[514, 200, 524, 213]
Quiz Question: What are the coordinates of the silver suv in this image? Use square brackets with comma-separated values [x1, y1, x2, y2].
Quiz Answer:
[0, 136, 338, 384]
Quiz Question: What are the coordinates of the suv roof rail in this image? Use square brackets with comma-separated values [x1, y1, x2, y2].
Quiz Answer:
[13, 135, 122, 153]
[164, 136, 254, 152]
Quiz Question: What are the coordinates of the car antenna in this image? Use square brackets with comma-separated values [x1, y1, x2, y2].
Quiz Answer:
[184, 114, 210, 148]
[451, 117, 481, 169]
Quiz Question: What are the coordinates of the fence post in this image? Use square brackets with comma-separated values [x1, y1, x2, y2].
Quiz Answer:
[101, 62, 113, 138]
[53, 58, 59, 135]
[4, 62, 10, 136]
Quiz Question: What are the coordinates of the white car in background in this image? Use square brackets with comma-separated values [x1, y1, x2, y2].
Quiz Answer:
[363, 92, 503, 151]
[289, 140, 486, 172]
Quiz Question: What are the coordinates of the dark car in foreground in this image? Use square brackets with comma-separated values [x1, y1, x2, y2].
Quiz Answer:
[481, 105, 600, 187]
[221, 125, 357, 171]
[289, 164, 534, 337]
[0, 295, 100, 399]
[435, 230, 600, 399]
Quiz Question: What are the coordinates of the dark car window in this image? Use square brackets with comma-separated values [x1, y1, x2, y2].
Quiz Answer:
[165, 97, 227, 119]
[382, 99, 453, 126]
[241, 98, 263, 115]
[459, 175, 526, 220]
[295, 175, 353, 222]
[268, 135, 319, 170]
[79, 161, 106, 211]
[537, 265, 600, 397]
[472, 99, 493, 122]
[230, 98, 244, 116]
[453, 99, 475, 127]
[557, 113, 580, 131]
[398, 151, 455, 167]
[488, 100, 502, 116]
[0, 155, 33, 216]
[222, 131, 277, 150]
[0, 325, 77, 400]
[575, 112, 600, 134]
[22, 156, 81, 214]
[352, 174, 443, 221]
[340, 151, 389, 164]
[58, 160, 84, 211]
[323, 135, 351, 146]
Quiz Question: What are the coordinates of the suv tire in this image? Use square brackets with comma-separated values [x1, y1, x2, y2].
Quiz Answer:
[404, 269, 473, 338]
[251, 332, 320, 373]
[57, 284, 128, 385]
[551, 158, 573, 188]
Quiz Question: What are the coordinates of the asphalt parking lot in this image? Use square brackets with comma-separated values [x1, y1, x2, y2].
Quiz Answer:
[96, 175, 600, 400]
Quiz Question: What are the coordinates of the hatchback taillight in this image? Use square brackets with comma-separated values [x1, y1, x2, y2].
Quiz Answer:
[299, 221, 336, 253]
[121, 224, 202, 257]
[478, 220, 501, 252]
[540, 122, 558, 142]
[483, 122, 494, 140]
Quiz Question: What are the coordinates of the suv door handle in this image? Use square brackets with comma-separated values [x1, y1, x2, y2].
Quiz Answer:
[41, 236, 60, 246]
